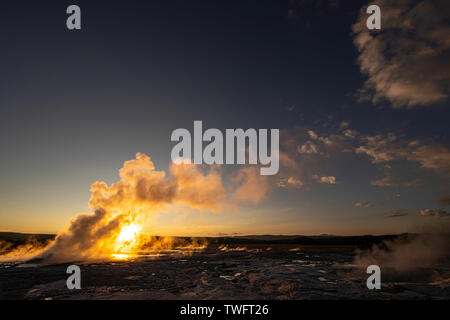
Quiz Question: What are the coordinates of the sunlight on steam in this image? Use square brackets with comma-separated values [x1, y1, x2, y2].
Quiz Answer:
[117, 224, 141, 243]
[114, 223, 142, 255]
[111, 253, 138, 260]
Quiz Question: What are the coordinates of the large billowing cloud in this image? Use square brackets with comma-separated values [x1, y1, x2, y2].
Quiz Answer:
[352, 0, 450, 108]
[89, 153, 226, 214]
[30, 153, 271, 263]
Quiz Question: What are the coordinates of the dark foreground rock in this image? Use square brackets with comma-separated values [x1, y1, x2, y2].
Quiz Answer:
[0, 246, 449, 300]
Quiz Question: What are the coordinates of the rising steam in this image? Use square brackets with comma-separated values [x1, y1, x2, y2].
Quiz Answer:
[353, 233, 450, 280]
[2, 153, 263, 264]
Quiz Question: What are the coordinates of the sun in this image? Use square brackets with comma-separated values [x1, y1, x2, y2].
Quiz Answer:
[116, 223, 141, 246]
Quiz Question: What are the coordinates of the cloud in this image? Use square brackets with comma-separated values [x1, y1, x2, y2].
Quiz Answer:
[402, 179, 424, 187]
[275, 127, 348, 192]
[371, 176, 397, 187]
[385, 209, 409, 218]
[307, 130, 318, 140]
[277, 126, 356, 189]
[356, 133, 450, 177]
[355, 202, 374, 208]
[437, 194, 450, 206]
[419, 209, 450, 218]
[339, 121, 350, 130]
[231, 167, 269, 204]
[90, 153, 226, 213]
[410, 145, 450, 175]
[371, 176, 423, 187]
[277, 176, 303, 189]
[313, 175, 336, 184]
[343, 129, 358, 139]
[356, 133, 402, 163]
[352, 0, 450, 107]
[297, 141, 319, 154]
[29, 153, 272, 263]
[287, 176, 303, 187]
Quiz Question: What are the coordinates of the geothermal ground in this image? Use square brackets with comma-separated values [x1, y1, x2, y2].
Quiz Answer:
[1, 244, 449, 300]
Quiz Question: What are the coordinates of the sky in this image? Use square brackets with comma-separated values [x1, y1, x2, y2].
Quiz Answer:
[0, 0, 449, 236]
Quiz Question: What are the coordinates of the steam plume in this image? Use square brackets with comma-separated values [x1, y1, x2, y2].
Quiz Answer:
[25, 153, 256, 263]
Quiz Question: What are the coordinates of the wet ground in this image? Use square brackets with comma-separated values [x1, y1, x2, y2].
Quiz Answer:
[1, 246, 449, 300]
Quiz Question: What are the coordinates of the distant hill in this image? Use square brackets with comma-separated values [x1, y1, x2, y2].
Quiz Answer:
[0, 232, 55, 244]
[204, 234, 412, 248]
[232, 234, 339, 241]
[0, 232, 415, 250]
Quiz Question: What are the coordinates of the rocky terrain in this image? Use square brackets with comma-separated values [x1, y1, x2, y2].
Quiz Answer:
[1, 245, 449, 300]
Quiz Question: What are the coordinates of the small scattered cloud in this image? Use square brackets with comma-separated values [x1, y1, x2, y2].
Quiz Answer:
[307, 130, 318, 140]
[287, 176, 303, 187]
[355, 202, 374, 208]
[371, 176, 423, 187]
[403, 179, 424, 187]
[277, 176, 303, 189]
[339, 121, 350, 130]
[288, 0, 341, 27]
[297, 141, 319, 154]
[419, 209, 450, 218]
[385, 209, 409, 218]
[343, 129, 358, 139]
[313, 175, 336, 184]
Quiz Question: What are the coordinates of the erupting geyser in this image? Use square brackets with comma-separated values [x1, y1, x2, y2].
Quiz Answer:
[10, 152, 266, 264]
[25, 153, 229, 263]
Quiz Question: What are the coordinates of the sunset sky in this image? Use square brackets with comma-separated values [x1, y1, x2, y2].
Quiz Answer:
[0, 0, 449, 236]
